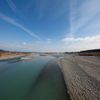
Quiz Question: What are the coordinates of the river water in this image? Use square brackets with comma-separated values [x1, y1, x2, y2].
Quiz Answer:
[0, 55, 70, 100]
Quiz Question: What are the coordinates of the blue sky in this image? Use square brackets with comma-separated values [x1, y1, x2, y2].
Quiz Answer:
[0, 0, 100, 52]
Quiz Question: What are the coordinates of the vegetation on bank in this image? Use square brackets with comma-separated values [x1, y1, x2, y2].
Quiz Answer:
[78, 52, 100, 56]
[80, 49, 100, 53]
[78, 49, 100, 56]
[65, 49, 100, 56]
[0, 49, 32, 57]
[0, 53, 2, 57]
[0, 52, 32, 57]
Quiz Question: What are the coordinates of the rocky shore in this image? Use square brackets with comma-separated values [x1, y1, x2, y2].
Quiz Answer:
[58, 54, 100, 100]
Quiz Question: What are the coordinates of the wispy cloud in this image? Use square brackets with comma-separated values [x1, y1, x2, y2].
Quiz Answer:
[47, 39, 51, 43]
[6, 0, 20, 14]
[0, 12, 41, 40]
[35, 0, 46, 19]
[36, 41, 41, 43]
[35, 0, 69, 19]
[10, 41, 15, 44]
[62, 35, 100, 43]
[69, 0, 77, 36]
[49, 0, 68, 19]
[22, 0, 34, 12]
[69, 0, 100, 36]
[62, 0, 100, 52]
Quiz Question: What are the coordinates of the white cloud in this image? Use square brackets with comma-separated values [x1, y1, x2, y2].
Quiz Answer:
[69, 0, 77, 36]
[47, 39, 51, 43]
[1, 39, 99, 52]
[70, 0, 100, 36]
[62, 43, 100, 52]
[0, 12, 41, 40]
[66, 0, 100, 51]
[36, 41, 41, 43]
[62, 35, 100, 52]
[6, 0, 20, 14]
[23, 42, 26, 45]
[62, 35, 100, 43]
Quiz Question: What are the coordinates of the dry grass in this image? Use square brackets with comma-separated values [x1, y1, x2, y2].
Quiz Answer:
[0, 52, 31, 57]
[79, 52, 100, 56]
[0, 53, 2, 57]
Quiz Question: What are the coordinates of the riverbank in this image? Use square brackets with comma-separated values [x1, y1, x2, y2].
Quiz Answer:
[0, 54, 38, 60]
[0, 53, 39, 60]
[40, 53, 59, 56]
[21, 55, 39, 60]
[58, 54, 100, 100]
[0, 55, 25, 60]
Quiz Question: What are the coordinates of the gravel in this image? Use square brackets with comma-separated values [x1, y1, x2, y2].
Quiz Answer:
[58, 54, 100, 100]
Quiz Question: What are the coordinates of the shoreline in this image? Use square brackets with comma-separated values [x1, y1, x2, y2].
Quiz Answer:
[0, 55, 26, 60]
[21, 55, 39, 60]
[58, 54, 100, 100]
[0, 54, 40, 60]
[36, 58, 71, 100]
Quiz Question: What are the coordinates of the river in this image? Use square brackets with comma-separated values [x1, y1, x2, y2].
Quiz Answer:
[0, 55, 70, 100]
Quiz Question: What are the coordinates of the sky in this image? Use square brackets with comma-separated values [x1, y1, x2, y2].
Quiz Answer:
[0, 0, 100, 52]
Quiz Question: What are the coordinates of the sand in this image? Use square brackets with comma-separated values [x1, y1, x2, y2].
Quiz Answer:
[40, 53, 59, 56]
[0, 54, 40, 60]
[21, 55, 39, 60]
[0, 55, 24, 60]
[58, 54, 100, 100]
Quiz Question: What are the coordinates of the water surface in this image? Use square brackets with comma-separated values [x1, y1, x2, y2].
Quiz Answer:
[0, 55, 70, 100]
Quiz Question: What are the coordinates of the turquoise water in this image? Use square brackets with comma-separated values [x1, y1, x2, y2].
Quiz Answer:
[0, 56, 70, 100]
[26, 60, 70, 100]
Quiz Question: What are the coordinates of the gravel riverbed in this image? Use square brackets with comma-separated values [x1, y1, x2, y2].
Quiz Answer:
[58, 54, 100, 100]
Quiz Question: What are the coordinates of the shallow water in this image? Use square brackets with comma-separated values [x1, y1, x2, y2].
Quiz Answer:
[0, 56, 70, 100]
[26, 60, 70, 100]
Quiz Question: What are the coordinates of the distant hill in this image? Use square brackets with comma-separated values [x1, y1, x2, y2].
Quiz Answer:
[80, 49, 100, 53]
[79, 49, 100, 56]
[0, 49, 9, 53]
[0, 49, 5, 53]
[64, 49, 100, 56]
